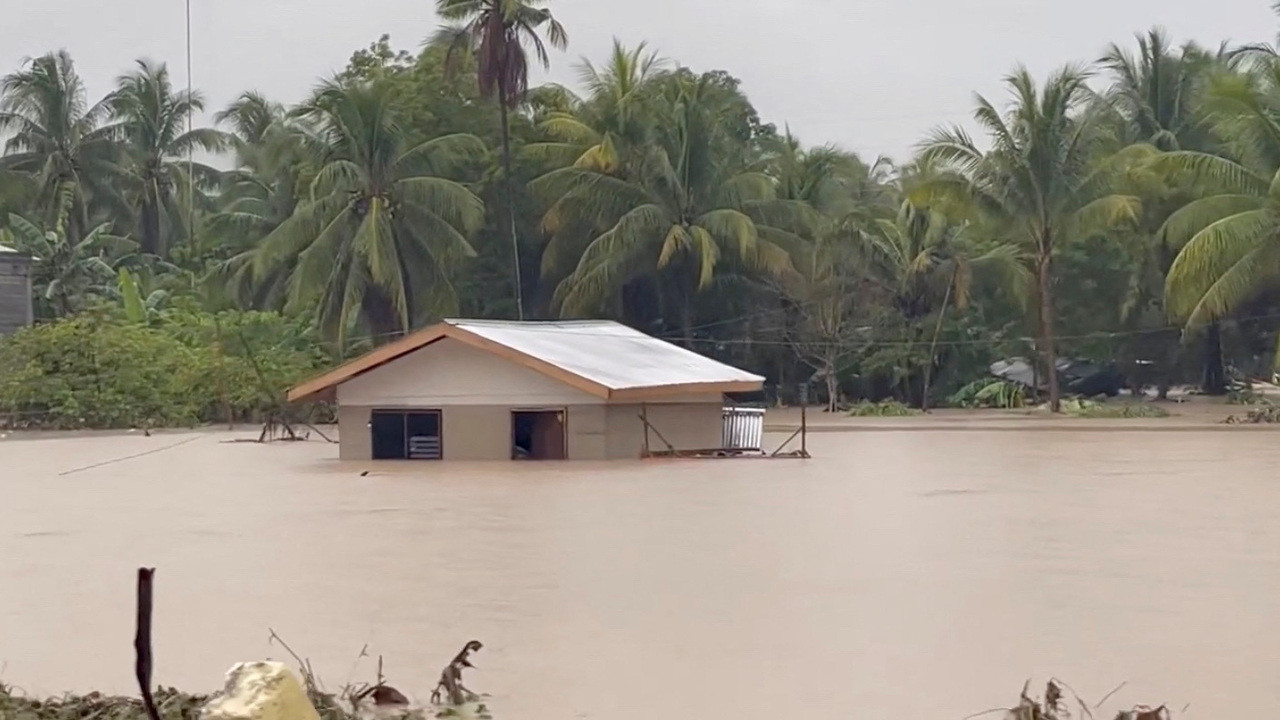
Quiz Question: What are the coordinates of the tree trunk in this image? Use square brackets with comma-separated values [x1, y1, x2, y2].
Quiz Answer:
[1037, 250, 1061, 412]
[825, 361, 838, 413]
[1201, 321, 1227, 395]
[141, 189, 162, 258]
[920, 276, 953, 412]
[496, 85, 525, 321]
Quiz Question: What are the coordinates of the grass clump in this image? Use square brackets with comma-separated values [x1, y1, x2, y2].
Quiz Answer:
[847, 400, 921, 417]
[1059, 398, 1170, 418]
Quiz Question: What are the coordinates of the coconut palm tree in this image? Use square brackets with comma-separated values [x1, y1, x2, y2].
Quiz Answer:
[433, 0, 568, 320]
[211, 93, 302, 245]
[206, 93, 313, 309]
[760, 130, 892, 218]
[1101, 31, 1231, 392]
[1154, 57, 1280, 349]
[0, 51, 118, 242]
[535, 72, 803, 344]
[919, 65, 1141, 410]
[110, 59, 228, 258]
[524, 39, 666, 175]
[852, 198, 1027, 407]
[248, 80, 487, 343]
[1100, 29, 1218, 151]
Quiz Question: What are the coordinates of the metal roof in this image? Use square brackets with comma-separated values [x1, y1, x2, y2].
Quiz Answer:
[448, 319, 762, 390]
[287, 319, 765, 403]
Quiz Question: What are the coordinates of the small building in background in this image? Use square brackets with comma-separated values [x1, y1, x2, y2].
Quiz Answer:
[287, 319, 765, 461]
[0, 244, 33, 336]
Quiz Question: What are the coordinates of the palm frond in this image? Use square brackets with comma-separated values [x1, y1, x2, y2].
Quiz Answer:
[1147, 151, 1270, 194]
[1166, 209, 1273, 320]
[1159, 194, 1267, 250]
[395, 177, 485, 235]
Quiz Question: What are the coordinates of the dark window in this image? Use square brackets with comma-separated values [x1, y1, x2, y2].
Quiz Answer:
[370, 410, 441, 460]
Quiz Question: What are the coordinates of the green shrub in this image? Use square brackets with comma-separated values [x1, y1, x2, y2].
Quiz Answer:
[0, 315, 204, 427]
[0, 309, 328, 429]
[948, 378, 1026, 408]
[847, 400, 922, 417]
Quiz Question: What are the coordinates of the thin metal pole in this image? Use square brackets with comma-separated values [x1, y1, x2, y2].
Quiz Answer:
[185, 0, 194, 245]
[800, 403, 807, 457]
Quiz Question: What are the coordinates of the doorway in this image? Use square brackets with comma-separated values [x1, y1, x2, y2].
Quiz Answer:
[370, 410, 442, 459]
[511, 410, 567, 460]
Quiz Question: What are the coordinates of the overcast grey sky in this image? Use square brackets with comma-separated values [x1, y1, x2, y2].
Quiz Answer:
[4, 0, 1276, 160]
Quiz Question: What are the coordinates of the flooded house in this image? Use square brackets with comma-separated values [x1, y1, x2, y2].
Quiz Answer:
[0, 243, 33, 336]
[287, 319, 765, 461]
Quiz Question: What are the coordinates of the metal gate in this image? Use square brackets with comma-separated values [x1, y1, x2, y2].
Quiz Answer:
[721, 407, 765, 451]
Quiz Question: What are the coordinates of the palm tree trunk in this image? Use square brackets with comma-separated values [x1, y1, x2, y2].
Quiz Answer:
[142, 185, 162, 257]
[496, 85, 525, 321]
[1201, 321, 1227, 395]
[1037, 249, 1061, 412]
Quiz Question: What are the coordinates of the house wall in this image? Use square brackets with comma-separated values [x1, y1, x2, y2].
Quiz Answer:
[0, 255, 32, 336]
[337, 337, 603, 407]
[338, 405, 371, 461]
[604, 402, 726, 459]
[337, 401, 725, 461]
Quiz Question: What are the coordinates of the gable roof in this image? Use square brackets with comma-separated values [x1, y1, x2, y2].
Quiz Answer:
[287, 319, 765, 403]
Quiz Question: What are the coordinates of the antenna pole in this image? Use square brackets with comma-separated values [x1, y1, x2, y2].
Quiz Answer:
[186, 0, 194, 246]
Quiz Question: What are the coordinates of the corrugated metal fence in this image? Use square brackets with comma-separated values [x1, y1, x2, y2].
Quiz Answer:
[721, 407, 765, 451]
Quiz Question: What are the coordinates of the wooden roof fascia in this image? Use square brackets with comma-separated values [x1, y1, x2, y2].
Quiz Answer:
[284, 324, 450, 403]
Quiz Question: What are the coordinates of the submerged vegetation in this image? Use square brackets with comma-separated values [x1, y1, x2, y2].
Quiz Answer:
[847, 400, 921, 417]
[1057, 399, 1171, 418]
[7, 5, 1280, 422]
[949, 379, 1027, 409]
[0, 685, 208, 720]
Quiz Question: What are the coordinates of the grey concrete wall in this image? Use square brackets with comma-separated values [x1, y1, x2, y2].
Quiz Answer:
[605, 403, 724, 459]
[0, 256, 32, 336]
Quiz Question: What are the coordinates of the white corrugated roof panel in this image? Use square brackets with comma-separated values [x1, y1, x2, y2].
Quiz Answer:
[446, 319, 763, 391]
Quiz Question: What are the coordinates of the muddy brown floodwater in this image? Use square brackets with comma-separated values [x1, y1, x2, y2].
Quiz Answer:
[3, 425, 1280, 719]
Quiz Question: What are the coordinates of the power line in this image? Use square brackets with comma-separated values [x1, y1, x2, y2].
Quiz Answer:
[325, 311, 1280, 354]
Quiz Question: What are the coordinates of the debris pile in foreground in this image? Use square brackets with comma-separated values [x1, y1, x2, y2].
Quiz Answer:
[0, 685, 208, 720]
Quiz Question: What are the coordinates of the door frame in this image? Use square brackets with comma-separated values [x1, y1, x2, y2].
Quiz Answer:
[510, 407, 568, 460]
[370, 408, 443, 460]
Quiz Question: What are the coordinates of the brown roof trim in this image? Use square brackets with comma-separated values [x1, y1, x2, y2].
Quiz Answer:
[286, 321, 765, 404]
[286, 324, 450, 403]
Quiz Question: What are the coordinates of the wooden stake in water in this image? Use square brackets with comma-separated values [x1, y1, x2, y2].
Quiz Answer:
[134, 567, 161, 720]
